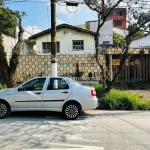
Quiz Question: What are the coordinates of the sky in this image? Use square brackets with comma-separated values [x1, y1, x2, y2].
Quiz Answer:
[5, 0, 97, 35]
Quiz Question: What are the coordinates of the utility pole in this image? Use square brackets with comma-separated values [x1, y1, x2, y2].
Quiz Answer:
[50, 0, 78, 76]
[51, 0, 57, 76]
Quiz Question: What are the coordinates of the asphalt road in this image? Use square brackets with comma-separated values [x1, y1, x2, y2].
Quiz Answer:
[0, 110, 150, 150]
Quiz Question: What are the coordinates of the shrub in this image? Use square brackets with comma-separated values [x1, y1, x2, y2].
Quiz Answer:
[92, 84, 107, 109]
[145, 100, 150, 110]
[92, 84, 104, 98]
[93, 84, 150, 110]
[0, 83, 7, 90]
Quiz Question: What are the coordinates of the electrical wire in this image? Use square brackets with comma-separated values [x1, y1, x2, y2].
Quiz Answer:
[46, 0, 50, 28]
[24, 18, 48, 28]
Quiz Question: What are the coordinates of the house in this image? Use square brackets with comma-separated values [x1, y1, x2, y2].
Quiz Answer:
[29, 24, 96, 55]
[2, 30, 33, 61]
[107, 8, 126, 30]
[85, 19, 113, 51]
[113, 27, 128, 37]
[129, 33, 150, 48]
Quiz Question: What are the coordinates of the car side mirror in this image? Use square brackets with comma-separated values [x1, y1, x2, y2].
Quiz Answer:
[18, 86, 23, 91]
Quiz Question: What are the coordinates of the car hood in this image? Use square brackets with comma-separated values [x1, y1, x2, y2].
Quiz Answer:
[0, 88, 16, 97]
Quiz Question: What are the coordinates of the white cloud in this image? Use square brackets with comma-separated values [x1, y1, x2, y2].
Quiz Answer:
[56, 4, 68, 15]
[25, 26, 42, 35]
[56, 18, 66, 25]
[56, 4, 79, 15]
[56, 4, 97, 21]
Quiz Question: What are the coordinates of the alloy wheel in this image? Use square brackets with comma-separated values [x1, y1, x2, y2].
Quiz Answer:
[64, 104, 80, 119]
[0, 103, 8, 117]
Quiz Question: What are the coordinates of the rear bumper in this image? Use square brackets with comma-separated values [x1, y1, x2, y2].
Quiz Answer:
[80, 97, 98, 111]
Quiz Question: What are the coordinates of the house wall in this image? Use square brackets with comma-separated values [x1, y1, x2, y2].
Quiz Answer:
[2, 31, 33, 57]
[2, 34, 17, 54]
[20, 42, 35, 55]
[23, 31, 32, 40]
[86, 20, 113, 45]
[130, 35, 150, 48]
[35, 28, 95, 55]
[13, 48, 150, 84]
[14, 54, 107, 83]
[107, 8, 126, 30]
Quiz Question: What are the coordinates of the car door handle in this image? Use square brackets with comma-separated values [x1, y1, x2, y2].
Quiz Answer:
[35, 92, 42, 95]
[62, 91, 69, 94]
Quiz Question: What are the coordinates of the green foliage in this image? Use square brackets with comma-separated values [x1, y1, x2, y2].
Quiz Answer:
[93, 84, 150, 110]
[0, 83, 7, 90]
[93, 84, 104, 98]
[104, 90, 146, 110]
[0, 7, 20, 36]
[127, 24, 144, 38]
[113, 32, 126, 47]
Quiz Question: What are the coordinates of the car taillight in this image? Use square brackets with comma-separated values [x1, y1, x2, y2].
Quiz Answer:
[91, 89, 96, 96]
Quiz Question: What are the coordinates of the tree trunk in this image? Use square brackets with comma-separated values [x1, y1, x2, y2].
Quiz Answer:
[105, 47, 129, 93]
[0, 18, 24, 87]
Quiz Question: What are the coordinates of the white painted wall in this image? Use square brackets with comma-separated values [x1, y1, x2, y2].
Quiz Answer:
[2, 34, 17, 54]
[87, 19, 113, 45]
[20, 42, 35, 55]
[35, 28, 95, 55]
[2, 30, 34, 56]
[130, 34, 150, 48]
[113, 28, 128, 37]
[16, 27, 32, 39]
[23, 31, 32, 39]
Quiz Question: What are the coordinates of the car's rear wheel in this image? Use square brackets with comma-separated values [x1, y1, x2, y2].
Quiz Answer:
[63, 102, 80, 120]
[0, 101, 10, 119]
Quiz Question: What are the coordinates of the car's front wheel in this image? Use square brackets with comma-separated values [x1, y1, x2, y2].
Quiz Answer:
[0, 101, 10, 119]
[63, 102, 80, 120]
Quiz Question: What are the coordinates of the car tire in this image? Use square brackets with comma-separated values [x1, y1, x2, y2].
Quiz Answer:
[0, 101, 10, 119]
[63, 102, 80, 120]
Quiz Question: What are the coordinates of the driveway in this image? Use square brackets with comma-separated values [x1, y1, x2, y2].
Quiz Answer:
[0, 110, 150, 150]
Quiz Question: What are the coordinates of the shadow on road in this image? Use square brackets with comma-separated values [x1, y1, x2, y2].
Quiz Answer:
[9, 111, 63, 119]
[8, 111, 90, 120]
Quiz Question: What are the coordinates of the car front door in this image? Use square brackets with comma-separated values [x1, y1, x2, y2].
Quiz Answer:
[43, 77, 71, 108]
[14, 78, 46, 108]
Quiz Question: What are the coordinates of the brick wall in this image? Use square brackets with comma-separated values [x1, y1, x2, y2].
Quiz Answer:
[14, 54, 107, 82]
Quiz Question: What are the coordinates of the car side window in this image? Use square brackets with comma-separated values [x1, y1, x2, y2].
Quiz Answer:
[47, 78, 69, 90]
[19, 78, 46, 91]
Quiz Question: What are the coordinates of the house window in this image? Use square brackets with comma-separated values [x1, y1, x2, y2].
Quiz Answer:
[42, 42, 60, 53]
[114, 20, 122, 26]
[72, 40, 84, 51]
[115, 11, 126, 16]
[103, 41, 109, 45]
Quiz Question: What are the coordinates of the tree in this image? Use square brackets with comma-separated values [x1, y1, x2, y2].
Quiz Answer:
[113, 32, 125, 47]
[84, 0, 123, 89]
[127, 24, 144, 38]
[0, 8, 24, 87]
[0, 7, 20, 37]
[84, 0, 150, 92]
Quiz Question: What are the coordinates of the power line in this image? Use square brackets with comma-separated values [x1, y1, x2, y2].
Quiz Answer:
[24, 18, 48, 28]
[4, 0, 50, 4]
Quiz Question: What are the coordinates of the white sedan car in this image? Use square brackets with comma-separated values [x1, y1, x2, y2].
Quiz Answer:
[0, 76, 98, 120]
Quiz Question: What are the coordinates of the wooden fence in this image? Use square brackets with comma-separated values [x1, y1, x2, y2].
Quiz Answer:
[112, 54, 150, 83]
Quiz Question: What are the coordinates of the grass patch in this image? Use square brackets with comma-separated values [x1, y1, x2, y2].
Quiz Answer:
[93, 84, 150, 110]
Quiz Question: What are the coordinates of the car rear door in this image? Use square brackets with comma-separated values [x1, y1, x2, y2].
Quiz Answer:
[14, 77, 46, 108]
[42, 77, 71, 108]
